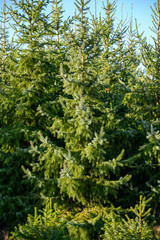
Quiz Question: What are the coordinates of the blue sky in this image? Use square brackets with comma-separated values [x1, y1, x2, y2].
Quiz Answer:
[62, 0, 156, 42]
[0, 0, 157, 42]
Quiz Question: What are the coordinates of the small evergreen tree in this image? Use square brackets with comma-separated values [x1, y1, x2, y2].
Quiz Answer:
[103, 196, 154, 240]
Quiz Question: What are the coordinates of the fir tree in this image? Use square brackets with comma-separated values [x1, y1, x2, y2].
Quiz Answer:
[122, 0, 160, 216]
[118, 5, 143, 158]
[0, 0, 60, 228]
[97, 0, 129, 158]
[123, 0, 160, 124]
[26, 0, 130, 214]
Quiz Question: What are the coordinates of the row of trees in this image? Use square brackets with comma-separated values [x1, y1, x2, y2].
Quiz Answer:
[0, 0, 160, 238]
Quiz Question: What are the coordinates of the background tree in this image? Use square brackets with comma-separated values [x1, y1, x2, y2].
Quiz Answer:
[122, 0, 160, 217]
[0, 0, 60, 228]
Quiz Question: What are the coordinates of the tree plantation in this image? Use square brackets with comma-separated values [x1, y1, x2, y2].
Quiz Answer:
[0, 0, 160, 239]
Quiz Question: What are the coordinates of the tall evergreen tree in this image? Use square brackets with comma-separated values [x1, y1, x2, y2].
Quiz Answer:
[0, 0, 59, 228]
[97, 0, 128, 158]
[26, 0, 130, 216]
[124, 0, 160, 124]
[116, 5, 143, 161]
[122, 0, 160, 216]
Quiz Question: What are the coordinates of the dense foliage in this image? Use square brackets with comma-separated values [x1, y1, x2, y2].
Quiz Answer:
[0, 0, 160, 239]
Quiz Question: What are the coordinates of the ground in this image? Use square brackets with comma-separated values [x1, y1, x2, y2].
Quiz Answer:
[0, 231, 9, 240]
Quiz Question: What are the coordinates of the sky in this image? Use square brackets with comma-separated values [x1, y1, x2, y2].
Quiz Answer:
[0, 0, 157, 42]
[62, 0, 156, 43]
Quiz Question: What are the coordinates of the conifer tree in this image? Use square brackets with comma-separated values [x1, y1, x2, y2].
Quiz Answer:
[27, 0, 130, 215]
[119, 5, 142, 158]
[122, 0, 160, 214]
[124, 0, 160, 125]
[0, 0, 60, 228]
[97, 0, 129, 158]
[46, 0, 65, 86]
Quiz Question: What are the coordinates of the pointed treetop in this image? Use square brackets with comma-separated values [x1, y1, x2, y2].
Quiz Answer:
[74, 0, 91, 14]
[95, 0, 97, 19]
[121, 2, 123, 22]
[130, 4, 133, 34]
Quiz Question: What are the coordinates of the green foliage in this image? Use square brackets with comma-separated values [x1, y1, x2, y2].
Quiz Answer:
[10, 200, 73, 240]
[24, 0, 131, 211]
[1, 0, 160, 235]
[0, 0, 62, 228]
[67, 206, 106, 240]
[123, 1, 160, 124]
[102, 196, 154, 240]
[10, 196, 155, 240]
